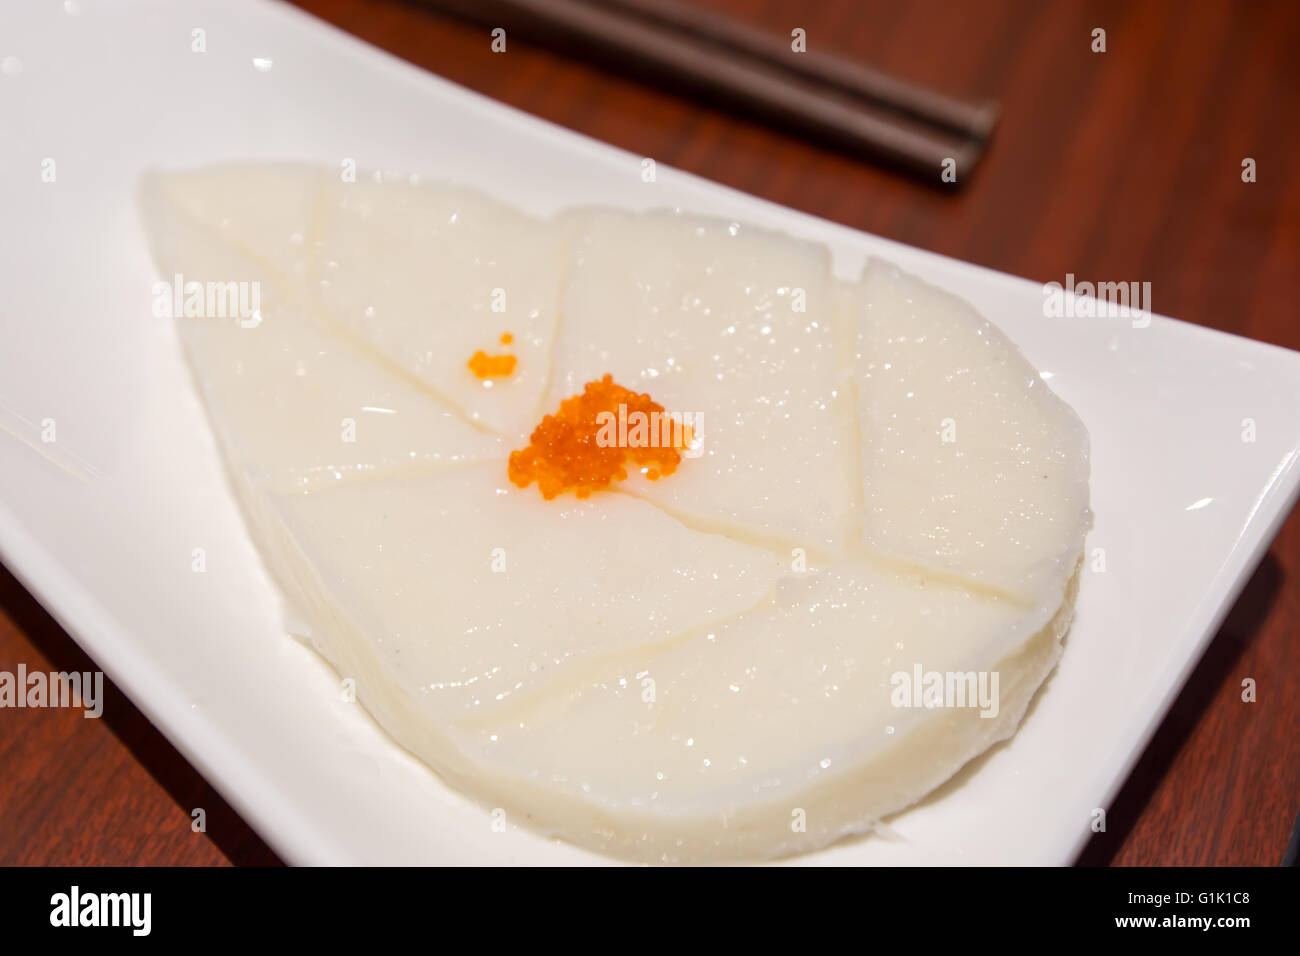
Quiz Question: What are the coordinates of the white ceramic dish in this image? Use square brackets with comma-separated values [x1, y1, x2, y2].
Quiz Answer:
[2, 0, 1297, 865]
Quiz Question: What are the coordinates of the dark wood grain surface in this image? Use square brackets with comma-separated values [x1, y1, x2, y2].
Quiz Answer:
[2, 0, 1296, 866]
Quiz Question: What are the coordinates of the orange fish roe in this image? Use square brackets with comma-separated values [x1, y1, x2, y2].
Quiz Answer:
[468, 350, 517, 378]
[509, 374, 693, 500]
[500, 332, 514, 345]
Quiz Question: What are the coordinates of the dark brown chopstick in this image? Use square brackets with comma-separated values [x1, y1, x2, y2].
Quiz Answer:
[415, 0, 994, 184]
[601, 0, 998, 142]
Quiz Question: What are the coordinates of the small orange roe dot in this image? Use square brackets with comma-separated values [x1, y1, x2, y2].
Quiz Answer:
[500, 332, 514, 345]
[508, 375, 692, 500]
[468, 350, 517, 378]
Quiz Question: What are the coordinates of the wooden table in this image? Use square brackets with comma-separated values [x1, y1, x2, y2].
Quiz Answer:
[1, 0, 1296, 866]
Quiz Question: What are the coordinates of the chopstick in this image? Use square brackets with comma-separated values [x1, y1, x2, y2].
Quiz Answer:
[415, 0, 995, 183]
[602, 0, 998, 142]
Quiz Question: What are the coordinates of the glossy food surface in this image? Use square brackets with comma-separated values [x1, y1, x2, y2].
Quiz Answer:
[139, 165, 1091, 861]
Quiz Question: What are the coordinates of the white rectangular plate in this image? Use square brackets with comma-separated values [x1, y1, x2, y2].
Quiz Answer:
[2, 0, 1298, 865]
